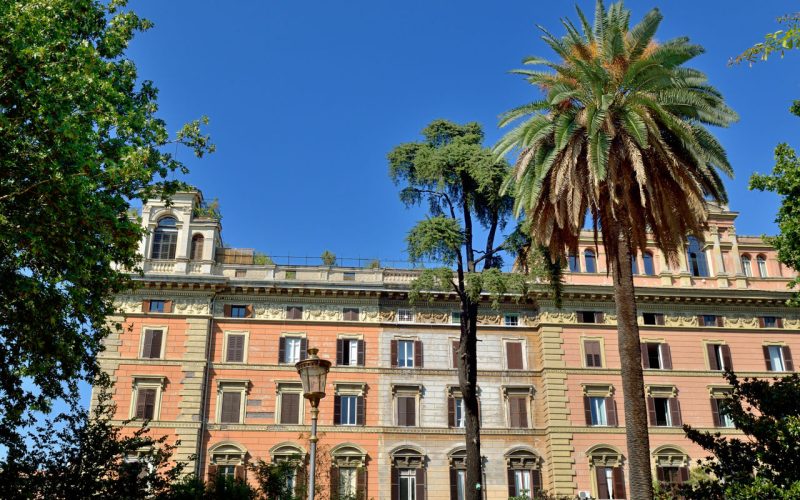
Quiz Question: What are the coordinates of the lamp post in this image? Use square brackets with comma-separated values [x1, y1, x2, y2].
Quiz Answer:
[295, 347, 331, 500]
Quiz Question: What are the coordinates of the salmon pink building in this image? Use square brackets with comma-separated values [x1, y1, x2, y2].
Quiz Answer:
[99, 190, 799, 499]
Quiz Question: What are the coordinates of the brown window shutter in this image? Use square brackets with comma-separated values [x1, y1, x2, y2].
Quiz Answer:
[595, 312, 604, 323]
[506, 342, 523, 370]
[414, 340, 423, 368]
[660, 343, 673, 369]
[149, 330, 163, 359]
[655, 466, 666, 482]
[716, 316, 724, 327]
[612, 467, 627, 499]
[234, 465, 245, 481]
[300, 338, 308, 360]
[206, 465, 218, 483]
[407, 397, 416, 426]
[452, 341, 460, 369]
[448, 396, 456, 427]
[759, 316, 767, 328]
[221, 392, 241, 423]
[583, 396, 592, 425]
[595, 467, 610, 499]
[390, 340, 398, 367]
[722, 345, 733, 371]
[415, 468, 426, 500]
[509, 397, 520, 427]
[357, 396, 365, 425]
[518, 397, 528, 428]
[141, 330, 154, 358]
[336, 339, 344, 365]
[656, 313, 665, 326]
[281, 393, 299, 424]
[784, 346, 795, 371]
[391, 467, 399, 500]
[135, 388, 153, 419]
[532, 469, 543, 494]
[357, 340, 365, 366]
[333, 395, 341, 425]
[778, 317, 785, 328]
[357, 466, 367, 499]
[278, 337, 286, 363]
[507, 469, 517, 497]
[163, 300, 173, 313]
[142, 300, 150, 313]
[397, 397, 406, 426]
[245, 304, 253, 318]
[764, 345, 773, 371]
[710, 398, 721, 427]
[707, 344, 719, 370]
[641, 343, 650, 369]
[450, 468, 458, 500]
[329, 466, 339, 498]
[585, 340, 601, 367]
[679, 466, 690, 484]
[647, 397, 656, 426]
[697, 315, 704, 327]
[669, 398, 682, 426]
[606, 397, 618, 427]
[224, 304, 232, 317]
[226, 335, 241, 362]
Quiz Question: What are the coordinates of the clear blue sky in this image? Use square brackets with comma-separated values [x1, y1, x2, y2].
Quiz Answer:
[128, 0, 799, 258]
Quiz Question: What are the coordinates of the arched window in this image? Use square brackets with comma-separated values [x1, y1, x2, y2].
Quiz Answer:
[270, 443, 307, 497]
[568, 254, 580, 273]
[151, 217, 178, 259]
[330, 444, 367, 500]
[686, 237, 709, 277]
[587, 445, 625, 500]
[741, 254, 752, 277]
[448, 448, 468, 500]
[208, 441, 247, 482]
[643, 251, 655, 276]
[757, 255, 768, 277]
[505, 448, 543, 498]
[584, 249, 597, 273]
[652, 446, 690, 494]
[390, 446, 426, 500]
[631, 254, 639, 275]
[191, 234, 204, 260]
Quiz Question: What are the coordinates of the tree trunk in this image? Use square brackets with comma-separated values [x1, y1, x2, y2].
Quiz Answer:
[458, 298, 482, 500]
[609, 223, 653, 500]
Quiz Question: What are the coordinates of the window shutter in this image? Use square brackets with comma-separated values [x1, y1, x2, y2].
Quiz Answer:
[226, 335, 243, 362]
[333, 395, 341, 425]
[506, 342, 523, 370]
[163, 300, 173, 313]
[716, 316, 724, 327]
[143, 388, 156, 419]
[516, 397, 528, 428]
[414, 340, 423, 368]
[357, 395, 365, 425]
[669, 398, 682, 426]
[300, 338, 308, 360]
[415, 468, 426, 500]
[784, 346, 794, 371]
[606, 397, 618, 427]
[397, 397, 406, 426]
[710, 398, 721, 427]
[391, 340, 398, 367]
[679, 466, 690, 484]
[245, 304, 253, 318]
[278, 337, 286, 363]
[507, 469, 516, 497]
[595, 312, 604, 324]
[329, 466, 339, 498]
[660, 343, 673, 369]
[532, 469, 543, 494]
[655, 466, 666, 482]
[357, 340, 365, 366]
[647, 397, 656, 426]
[722, 345, 733, 371]
[452, 341, 459, 369]
[595, 467, 610, 499]
[296, 464, 307, 492]
[450, 468, 458, 500]
[778, 317, 785, 328]
[280, 393, 299, 424]
[641, 343, 650, 369]
[583, 396, 592, 425]
[336, 339, 344, 365]
[707, 344, 719, 370]
[135, 389, 148, 419]
[406, 397, 416, 426]
[763, 346, 773, 371]
[656, 313, 665, 326]
[697, 315, 704, 327]
[142, 330, 154, 358]
[759, 316, 766, 328]
[391, 467, 399, 500]
[224, 304, 232, 317]
[448, 396, 456, 427]
[576, 311, 585, 323]
[234, 465, 245, 481]
[612, 467, 626, 499]
[206, 465, 218, 483]
[585, 341, 601, 368]
[509, 397, 520, 427]
[356, 466, 367, 500]
[149, 330, 163, 359]
[142, 300, 150, 313]
[221, 392, 241, 423]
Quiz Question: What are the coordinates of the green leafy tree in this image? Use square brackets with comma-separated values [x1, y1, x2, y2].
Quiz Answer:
[389, 119, 558, 500]
[321, 250, 337, 266]
[681, 371, 800, 499]
[0, 0, 213, 451]
[495, 2, 737, 498]
[730, 13, 800, 65]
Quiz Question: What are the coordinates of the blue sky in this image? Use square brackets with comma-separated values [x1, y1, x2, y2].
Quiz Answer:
[126, 0, 800, 261]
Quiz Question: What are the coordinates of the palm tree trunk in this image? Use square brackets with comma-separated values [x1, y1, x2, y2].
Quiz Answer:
[609, 222, 653, 500]
[459, 299, 482, 500]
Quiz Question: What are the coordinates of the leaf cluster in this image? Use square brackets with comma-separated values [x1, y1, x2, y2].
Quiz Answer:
[730, 13, 800, 65]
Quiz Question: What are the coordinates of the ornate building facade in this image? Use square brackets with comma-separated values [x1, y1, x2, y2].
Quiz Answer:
[99, 190, 799, 499]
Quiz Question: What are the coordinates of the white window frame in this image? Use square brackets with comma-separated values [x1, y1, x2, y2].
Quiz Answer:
[502, 338, 527, 370]
[454, 396, 465, 428]
[504, 314, 520, 327]
[757, 256, 768, 277]
[284, 336, 304, 364]
[767, 345, 786, 372]
[503, 386, 533, 428]
[397, 309, 415, 323]
[397, 339, 415, 368]
[340, 395, 359, 426]
[589, 397, 608, 426]
[398, 468, 417, 500]
[139, 326, 168, 360]
[276, 382, 304, 425]
[222, 330, 250, 364]
[215, 380, 248, 424]
[129, 376, 166, 420]
[393, 385, 421, 427]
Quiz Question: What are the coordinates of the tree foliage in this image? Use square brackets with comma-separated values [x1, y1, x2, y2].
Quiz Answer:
[730, 13, 800, 65]
[681, 371, 800, 499]
[0, 0, 213, 451]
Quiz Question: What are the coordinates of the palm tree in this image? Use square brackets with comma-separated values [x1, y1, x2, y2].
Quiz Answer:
[495, 2, 737, 498]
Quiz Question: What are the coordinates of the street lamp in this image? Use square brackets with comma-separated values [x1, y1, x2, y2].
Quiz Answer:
[295, 347, 331, 500]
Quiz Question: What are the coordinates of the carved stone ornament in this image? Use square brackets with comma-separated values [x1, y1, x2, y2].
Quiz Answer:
[379, 310, 396, 322]
[538, 310, 577, 324]
[724, 315, 759, 329]
[305, 305, 340, 321]
[360, 307, 380, 322]
[253, 304, 285, 320]
[477, 314, 502, 325]
[416, 311, 449, 324]
[664, 314, 697, 328]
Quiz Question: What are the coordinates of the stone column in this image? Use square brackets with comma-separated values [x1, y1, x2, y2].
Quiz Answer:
[710, 226, 729, 288]
[729, 228, 748, 288]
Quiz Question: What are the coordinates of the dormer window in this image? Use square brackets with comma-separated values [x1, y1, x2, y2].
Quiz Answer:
[151, 217, 178, 259]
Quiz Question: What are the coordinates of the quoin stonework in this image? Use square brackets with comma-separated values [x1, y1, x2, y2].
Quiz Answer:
[98, 190, 799, 499]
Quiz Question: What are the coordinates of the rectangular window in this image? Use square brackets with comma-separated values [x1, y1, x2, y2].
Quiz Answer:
[706, 344, 732, 371]
[220, 391, 242, 423]
[506, 341, 524, 370]
[595, 466, 625, 499]
[141, 329, 164, 359]
[234, 269, 246, 278]
[589, 397, 608, 426]
[397, 309, 414, 323]
[134, 388, 157, 420]
[700, 315, 723, 327]
[653, 398, 671, 426]
[285, 270, 297, 279]
[711, 398, 735, 428]
[454, 469, 466, 500]
[338, 338, 362, 366]
[339, 395, 359, 425]
[447, 395, 466, 428]
[647, 343, 662, 369]
[399, 469, 416, 500]
[504, 314, 519, 327]
[230, 305, 247, 318]
[508, 395, 529, 428]
[398, 340, 414, 368]
[397, 396, 416, 426]
[451, 312, 461, 324]
[642, 313, 665, 326]
[286, 306, 303, 320]
[761, 316, 782, 328]
[149, 300, 166, 313]
[764, 345, 793, 372]
[343, 307, 360, 321]
[513, 470, 532, 498]
[642, 342, 672, 369]
[225, 333, 246, 363]
[338, 468, 358, 498]
[343, 272, 356, 281]
[280, 392, 301, 424]
[657, 466, 689, 489]
[283, 337, 304, 364]
[577, 311, 603, 324]
[584, 340, 602, 368]
[452, 341, 460, 369]
[648, 396, 682, 427]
